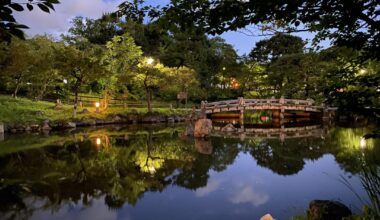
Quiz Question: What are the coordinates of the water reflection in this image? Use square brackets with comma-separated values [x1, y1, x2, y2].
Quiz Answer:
[0, 124, 379, 219]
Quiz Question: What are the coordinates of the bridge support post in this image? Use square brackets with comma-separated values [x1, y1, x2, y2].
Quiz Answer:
[240, 109, 244, 130]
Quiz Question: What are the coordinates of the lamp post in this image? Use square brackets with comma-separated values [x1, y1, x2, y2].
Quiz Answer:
[95, 102, 100, 113]
[147, 57, 154, 65]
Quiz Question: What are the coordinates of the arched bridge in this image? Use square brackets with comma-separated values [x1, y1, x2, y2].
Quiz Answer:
[201, 97, 323, 114]
[200, 97, 337, 123]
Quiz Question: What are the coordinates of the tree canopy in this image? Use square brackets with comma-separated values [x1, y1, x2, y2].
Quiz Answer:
[162, 0, 380, 60]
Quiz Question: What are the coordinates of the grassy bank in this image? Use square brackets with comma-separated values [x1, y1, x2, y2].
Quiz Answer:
[0, 95, 191, 125]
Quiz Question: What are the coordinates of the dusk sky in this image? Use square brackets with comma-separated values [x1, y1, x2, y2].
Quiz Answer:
[14, 0, 330, 55]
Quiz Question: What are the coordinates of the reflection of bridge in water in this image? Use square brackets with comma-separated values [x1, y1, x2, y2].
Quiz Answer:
[212, 124, 326, 141]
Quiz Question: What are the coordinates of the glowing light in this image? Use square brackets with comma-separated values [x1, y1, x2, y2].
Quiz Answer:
[63, 79, 68, 84]
[360, 137, 366, 148]
[222, 67, 226, 71]
[95, 102, 100, 108]
[230, 78, 240, 89]
[146, 57, 154, 65]
[96, 137, 101, 145]
[359, 69, 367, 75]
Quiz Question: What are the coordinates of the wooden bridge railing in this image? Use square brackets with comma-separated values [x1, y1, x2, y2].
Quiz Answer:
[201, 97, 317, 111]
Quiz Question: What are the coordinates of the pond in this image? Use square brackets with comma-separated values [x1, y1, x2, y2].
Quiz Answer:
[0, 122, 379, 220]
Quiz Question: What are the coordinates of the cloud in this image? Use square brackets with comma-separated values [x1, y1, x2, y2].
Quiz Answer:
[13, 0, 124, 37]
[195, 179, 222, 197]
[230, 186, 269, 207]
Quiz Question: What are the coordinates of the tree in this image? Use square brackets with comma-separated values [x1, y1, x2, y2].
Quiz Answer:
[55, 44, 107, 118]
[249, 33, 305, 64]
[1, 38, 36, 98]
[0, 0, 60, 42]
[162, 0, 380, 60]
[159, 66, 199, 102]
[102, 33, 143, 108]
[62, 16, 121, 45]
[133, 58, 167, 113]
[27, 36, 61, 100]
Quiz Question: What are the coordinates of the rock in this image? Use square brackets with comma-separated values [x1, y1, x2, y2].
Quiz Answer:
[81, 108, 90, 114]
[127, 114, 139, 124]
[55, 99, 64, 110]
[30, 124, 40, 131]
[174, 116, 182, 122]
[25, 126, 31, 131]
[167, 117, 175, 123]
[260, 214, 274, 220]
[183, 123, 194, 136]
[65, 122, 76, 128]
[308, 200, 352, 220]
[194, 119, 212, 138]
[142, 115, 166, 123]
[41, 120, 52, 130]
[15, 124, 26, 132]
[221, 123, 237, 132]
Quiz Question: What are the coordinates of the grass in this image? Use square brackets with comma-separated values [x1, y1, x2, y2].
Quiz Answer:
[0, 95, 191, 125]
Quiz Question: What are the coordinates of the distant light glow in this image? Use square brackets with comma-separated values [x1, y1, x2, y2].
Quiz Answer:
[147, 57, 154, 65]
[359, 69, 367, 75]
[96, 137, 101, 145]
[95, 102, 100, 108]
[63, 79, 68, 84]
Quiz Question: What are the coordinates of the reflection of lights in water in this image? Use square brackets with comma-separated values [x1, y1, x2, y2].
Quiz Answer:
[96, 137, 101, 145]
[360, 137, 366, 148]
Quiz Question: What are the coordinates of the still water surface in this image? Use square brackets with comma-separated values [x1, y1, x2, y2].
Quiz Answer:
[0, 123, 379, 220]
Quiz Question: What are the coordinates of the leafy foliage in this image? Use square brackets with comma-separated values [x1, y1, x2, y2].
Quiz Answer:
[0, 0, 60, 42]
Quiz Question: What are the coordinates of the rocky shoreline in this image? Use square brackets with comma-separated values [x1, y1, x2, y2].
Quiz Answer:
[1, 113, 187, 133]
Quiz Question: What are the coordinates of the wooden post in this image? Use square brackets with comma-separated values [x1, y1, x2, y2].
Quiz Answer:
[279, 96, 285, 127]
[0, 122, 4, 141]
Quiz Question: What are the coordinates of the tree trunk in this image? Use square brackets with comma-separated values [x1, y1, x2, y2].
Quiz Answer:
[13, 77, 22, 98]
[73, 90, 78, 118]
[13, 84, 20, 98]
[146, 88, 152, 113]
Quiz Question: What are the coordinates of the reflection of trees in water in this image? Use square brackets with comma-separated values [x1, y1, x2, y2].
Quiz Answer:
[0, 126, 379, 218]
[242, 137, 329, 175]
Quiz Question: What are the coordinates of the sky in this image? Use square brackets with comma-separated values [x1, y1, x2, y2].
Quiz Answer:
[14, 0, 330, 56]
